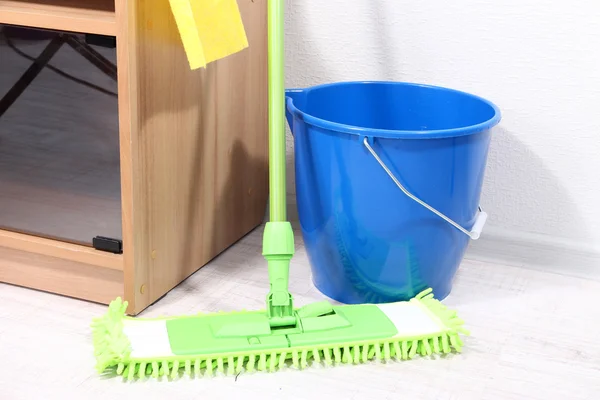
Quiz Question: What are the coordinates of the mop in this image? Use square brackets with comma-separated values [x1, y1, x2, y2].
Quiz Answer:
[92, 0, 469, 380]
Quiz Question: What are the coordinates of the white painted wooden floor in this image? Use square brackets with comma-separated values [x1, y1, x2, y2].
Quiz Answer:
[1, 225, 599, 400]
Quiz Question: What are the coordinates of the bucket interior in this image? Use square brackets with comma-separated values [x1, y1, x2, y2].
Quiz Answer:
[301, 82, 497, 134]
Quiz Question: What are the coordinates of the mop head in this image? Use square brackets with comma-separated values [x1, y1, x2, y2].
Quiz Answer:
[168, 0, 249, 69]
[92, 288, 468, 380]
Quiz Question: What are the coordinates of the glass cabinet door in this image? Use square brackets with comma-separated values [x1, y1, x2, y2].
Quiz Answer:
[0, 25, 121, 246]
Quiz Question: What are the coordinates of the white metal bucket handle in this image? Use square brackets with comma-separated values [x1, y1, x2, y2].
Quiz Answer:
[362, 137, 488, 240]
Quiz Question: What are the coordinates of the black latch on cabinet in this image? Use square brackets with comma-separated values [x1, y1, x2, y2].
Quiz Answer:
[93, 236, 123, 254]
[85, 34, 116, 48]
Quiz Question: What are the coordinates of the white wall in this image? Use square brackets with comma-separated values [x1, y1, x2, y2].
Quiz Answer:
[283, 0, 600, 269]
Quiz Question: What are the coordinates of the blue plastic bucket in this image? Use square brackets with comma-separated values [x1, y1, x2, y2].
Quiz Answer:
[285, 81, 501, 304]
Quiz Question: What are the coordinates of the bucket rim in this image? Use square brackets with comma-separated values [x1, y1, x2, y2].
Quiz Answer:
[286, 80, 502, 139]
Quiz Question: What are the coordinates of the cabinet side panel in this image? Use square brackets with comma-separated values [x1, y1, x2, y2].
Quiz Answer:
[115, 0, 141, 314]
[127, 0, 268, 312]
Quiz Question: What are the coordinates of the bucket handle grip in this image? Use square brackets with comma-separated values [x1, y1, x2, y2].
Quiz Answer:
[362, 137, 487, 240]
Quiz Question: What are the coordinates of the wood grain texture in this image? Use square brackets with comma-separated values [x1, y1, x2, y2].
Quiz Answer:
[0, 244, 122, 304]
[113, 0, 138, 315]
[0, 229, 122, 270]
[118, 0, 269, 314]
[1, 225, 599, 399]
[0, 0, 117, 36]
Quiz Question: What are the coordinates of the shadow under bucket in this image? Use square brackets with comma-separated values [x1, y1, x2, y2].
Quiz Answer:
[286, 81, 501, 304]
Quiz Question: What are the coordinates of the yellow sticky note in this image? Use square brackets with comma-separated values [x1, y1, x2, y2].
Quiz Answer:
[168, 0, 249, 70]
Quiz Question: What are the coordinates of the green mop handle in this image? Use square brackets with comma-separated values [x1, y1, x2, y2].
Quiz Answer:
[268, 0, 286, 221]
[263, 0, 296, 328]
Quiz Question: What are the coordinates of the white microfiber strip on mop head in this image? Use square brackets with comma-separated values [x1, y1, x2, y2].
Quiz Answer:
[122, 320, 174, 359]
[376, 301, 445, 338]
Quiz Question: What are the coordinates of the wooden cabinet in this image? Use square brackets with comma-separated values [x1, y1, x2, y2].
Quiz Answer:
[0, 0, 268, 314]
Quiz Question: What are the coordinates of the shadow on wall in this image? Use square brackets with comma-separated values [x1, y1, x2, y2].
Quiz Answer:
[284, 2, 592, 249]
[465, 126, 600, 283]
[283, 0, 412, 220]
[481, 125, 590, 244]
[284, 1, 335, 220]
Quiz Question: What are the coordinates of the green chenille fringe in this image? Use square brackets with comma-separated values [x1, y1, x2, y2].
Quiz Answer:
[91, 298, 132, 374]
[91, 289, 469, 380]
